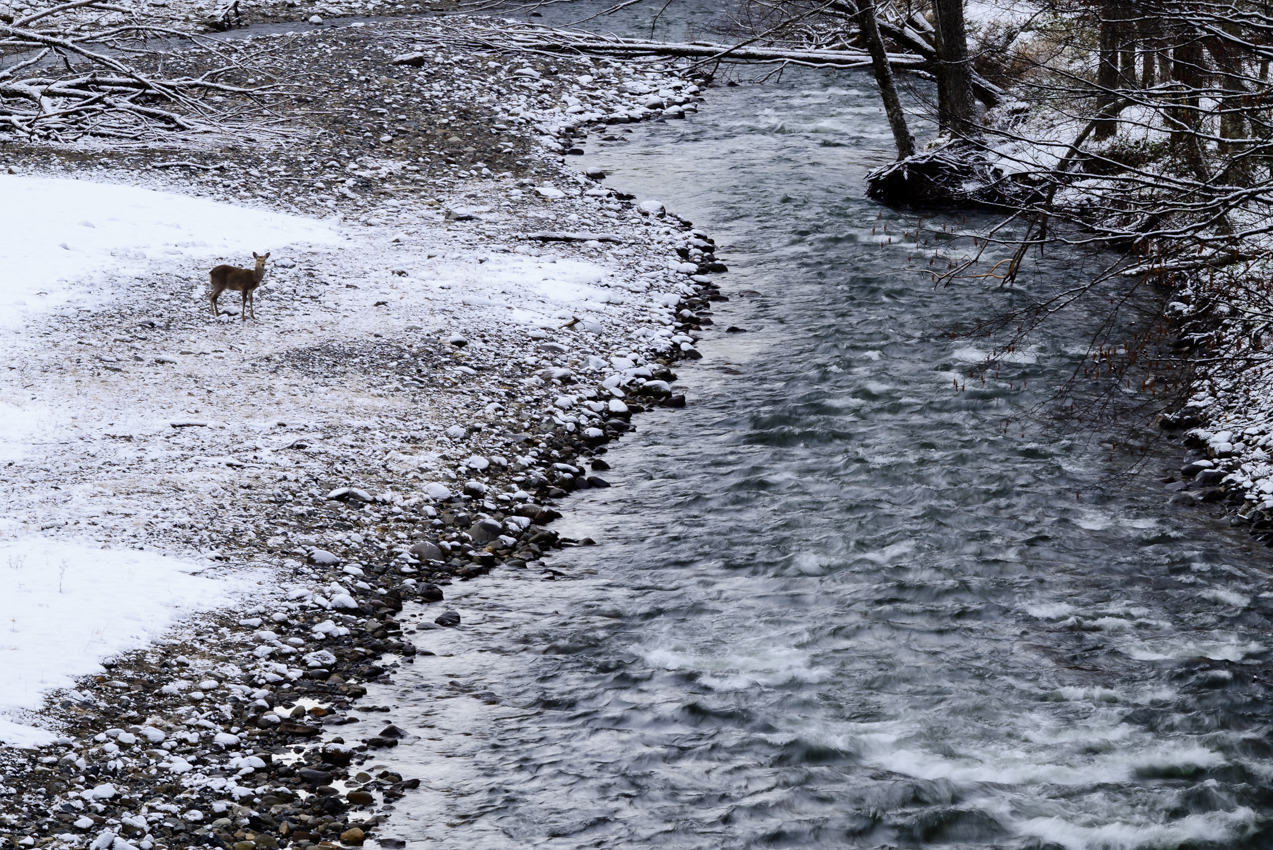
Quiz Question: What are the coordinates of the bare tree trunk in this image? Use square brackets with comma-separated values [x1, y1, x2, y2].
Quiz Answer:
[1094, 3, 1122, 140]
[930, 0, 975, 136]
[1139, 15, 1159, 87]
[857, 0, 916, 158]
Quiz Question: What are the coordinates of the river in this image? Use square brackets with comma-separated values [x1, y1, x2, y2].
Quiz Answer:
[359, 12, 1273, 848]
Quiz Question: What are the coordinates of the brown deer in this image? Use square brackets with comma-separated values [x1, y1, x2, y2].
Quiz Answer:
[209, 252, 270, 321]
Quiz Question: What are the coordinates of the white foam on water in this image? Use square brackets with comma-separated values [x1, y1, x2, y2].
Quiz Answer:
[1124, 639, 1263, 662]
[1017, 806, 1257, 850]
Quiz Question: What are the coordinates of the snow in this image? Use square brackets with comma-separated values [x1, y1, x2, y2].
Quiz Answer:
[0, 539, 257, 747]
[0, 176, 339, 746]
[0, 174, 339, 331]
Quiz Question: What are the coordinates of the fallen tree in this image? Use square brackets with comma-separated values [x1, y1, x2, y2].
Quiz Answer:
[0, 2, 261, 141]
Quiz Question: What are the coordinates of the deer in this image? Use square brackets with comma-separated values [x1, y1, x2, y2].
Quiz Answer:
[209, 252, 270, 321]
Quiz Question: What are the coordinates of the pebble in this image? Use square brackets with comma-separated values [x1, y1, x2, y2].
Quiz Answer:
[435, 610, 461, 627]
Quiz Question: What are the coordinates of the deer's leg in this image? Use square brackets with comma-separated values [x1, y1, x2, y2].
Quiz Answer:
[249, 289, 256, 319]
[210, 289, 219, 317]
[241, 290, 248, 322]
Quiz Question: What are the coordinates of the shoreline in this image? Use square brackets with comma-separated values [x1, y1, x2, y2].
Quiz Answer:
[0, 16, 730, 849]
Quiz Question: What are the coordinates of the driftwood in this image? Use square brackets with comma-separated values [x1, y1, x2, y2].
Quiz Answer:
[439, 22, 926, 71]
[0, 2, 257, 141]
[865, 143, 1036, 209]
[528, 231, 625, 243]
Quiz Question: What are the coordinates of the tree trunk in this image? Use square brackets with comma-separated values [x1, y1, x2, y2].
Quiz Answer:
[930, 0, 975, 136]
[1094, 4, 1122, 140]
[857, 0, 916, 158]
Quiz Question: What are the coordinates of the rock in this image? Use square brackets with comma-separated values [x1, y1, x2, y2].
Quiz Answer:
[662, 394, 687, 408]
[298, 768, 334, 786]
[340, 827, 366, 845]
[379, 724, 408, 738]
[307, 13, 322, 23]
[1182, 459, 1214, 477]
[637, 200, 665, 217]
[310, 549, 341, 566]
[327, 487, 373, 502]
[435, 610, 461, 627]
[585, 167, 606, 179]
[418, 583, 444, 602]
[424, 482, 452, 501]
[591, 459, 611, 470]
[536, 185, 566, 199]
[346, 789, 375, 806]
[469, 518, 503, 544]
[586, 476, 611, 488]
[391, 52, 426, 67]
[445, 424, 467, 439]
[463, 480, 488, 497]
[466, 455, 491, 470]
[608, 399, 629, 414]
[409, 541, 442, 561]
[640, 380, 672, 396]
[448, 334, 468, 347]
[1196, 469, 1227, 486]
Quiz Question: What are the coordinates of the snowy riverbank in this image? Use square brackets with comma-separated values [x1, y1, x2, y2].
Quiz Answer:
[0, 17, 732, 849]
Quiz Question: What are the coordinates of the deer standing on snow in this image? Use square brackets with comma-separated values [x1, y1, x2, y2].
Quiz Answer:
[209, 252, 270, 321]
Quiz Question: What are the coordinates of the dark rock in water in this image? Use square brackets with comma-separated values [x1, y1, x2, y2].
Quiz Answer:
[346, 789, 375, 806]
[418, 583, 444, 602]
[435, 610, 461, 627]
[379, 724, 408, 738]
[1169, 492, 1197, 506]
[298, 768, 334, 786]
[1196, 469, 1226, 486]
[1198, 488, 1226, 503]
[367, 736, 399, 748]
[382, 840, 407, 849]
[591, 459, 610, 470]
[662, 395, 687, 408]
[409, 540, 441, 561]
[866, 142, 1035, 209]
[469, 518, 503, 544]
[1160, 411, 1202, 430]
[1181, 461, 1212, 477]
[586, 475, 611, 488]
[1165, 481, 1188, 492]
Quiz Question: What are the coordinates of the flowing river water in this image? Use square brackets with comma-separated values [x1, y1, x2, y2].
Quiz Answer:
[354, 24, 1273, 850]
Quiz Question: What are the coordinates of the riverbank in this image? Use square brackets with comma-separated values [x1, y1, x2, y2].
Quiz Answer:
[0, 16, 729, 850]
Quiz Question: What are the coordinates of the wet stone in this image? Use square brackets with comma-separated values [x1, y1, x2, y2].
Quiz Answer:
[435, 610, 461, 627]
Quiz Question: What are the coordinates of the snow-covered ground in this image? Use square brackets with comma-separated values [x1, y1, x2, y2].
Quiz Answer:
[0, 176, 341, 747]
[0, 157, 710, 751]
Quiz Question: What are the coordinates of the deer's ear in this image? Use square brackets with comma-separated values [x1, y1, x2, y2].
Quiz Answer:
[252, 252, 260, 259]
[264, 252, 271, 259]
